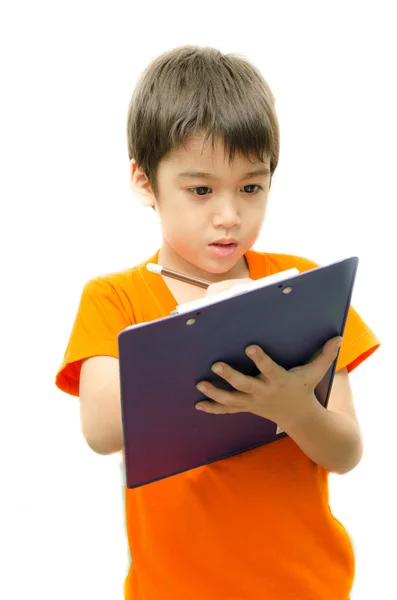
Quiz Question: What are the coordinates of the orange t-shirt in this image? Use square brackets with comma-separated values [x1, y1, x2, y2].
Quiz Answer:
[56, 250, 380, 600]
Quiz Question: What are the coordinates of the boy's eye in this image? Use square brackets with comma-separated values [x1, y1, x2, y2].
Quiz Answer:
[188, 184, 263, 197]
[242, 184, 262, 194]
[189, 186, 212, 196]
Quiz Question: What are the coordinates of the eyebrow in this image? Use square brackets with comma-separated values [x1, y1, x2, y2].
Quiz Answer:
[176, 167, 271, 180]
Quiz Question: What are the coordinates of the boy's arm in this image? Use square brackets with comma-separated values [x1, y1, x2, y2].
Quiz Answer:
[196, 278, 377, 475]
[196, 338, 364, 475]
[282, 367, 363, 474]
[79, 356, 123, 455]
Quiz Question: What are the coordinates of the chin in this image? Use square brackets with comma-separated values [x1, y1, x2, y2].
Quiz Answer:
[174, 243, 247, 275]
[203, 255, 244, 274]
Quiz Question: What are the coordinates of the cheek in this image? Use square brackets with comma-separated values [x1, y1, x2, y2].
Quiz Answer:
[244, 200, 267, 228]
[160, 202, 202, 242]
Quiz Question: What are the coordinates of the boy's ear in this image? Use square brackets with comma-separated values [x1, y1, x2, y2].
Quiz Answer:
[130, 159, 155, 207]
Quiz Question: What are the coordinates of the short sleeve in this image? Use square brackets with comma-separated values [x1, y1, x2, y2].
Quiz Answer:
[55, 277, 134, 397]
[336, 305, 380, 373]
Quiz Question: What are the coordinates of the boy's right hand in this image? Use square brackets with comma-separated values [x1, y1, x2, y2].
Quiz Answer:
[204, 278, 253, 297]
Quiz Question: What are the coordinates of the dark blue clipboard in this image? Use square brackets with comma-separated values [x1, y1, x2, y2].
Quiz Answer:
[118, 257, 358, 488]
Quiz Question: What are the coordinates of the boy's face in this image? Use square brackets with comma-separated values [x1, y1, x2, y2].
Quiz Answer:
[132, 131, 270, 278]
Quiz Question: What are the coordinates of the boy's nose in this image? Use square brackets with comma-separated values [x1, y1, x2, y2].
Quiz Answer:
[212, 199, 241, 230]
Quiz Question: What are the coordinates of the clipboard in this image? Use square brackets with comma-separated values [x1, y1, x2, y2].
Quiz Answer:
[118, 256, 359, 488]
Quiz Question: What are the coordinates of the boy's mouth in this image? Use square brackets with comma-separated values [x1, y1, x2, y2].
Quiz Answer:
[209, 240, 238, 257]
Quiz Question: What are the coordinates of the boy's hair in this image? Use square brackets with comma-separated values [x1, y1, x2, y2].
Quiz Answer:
[127, 46, 280, 196]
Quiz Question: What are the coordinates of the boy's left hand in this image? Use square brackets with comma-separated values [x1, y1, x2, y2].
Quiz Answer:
[195, 336, 343, 427]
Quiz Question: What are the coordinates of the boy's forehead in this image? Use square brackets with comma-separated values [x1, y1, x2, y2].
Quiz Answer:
[164, 132, 270, 175]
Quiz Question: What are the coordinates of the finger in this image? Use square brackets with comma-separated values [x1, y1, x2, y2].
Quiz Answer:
[245, 345, 285, 380]
[196, 381, 247, 407]
[195, 400, 243, 415]
[211, 362, 259, 394]
[307, 336, 343, 383]
[205, 278, 253, 297]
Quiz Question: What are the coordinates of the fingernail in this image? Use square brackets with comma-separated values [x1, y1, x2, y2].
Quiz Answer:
[197, 383, 208, 392]
[246, 347, 256, 356]
[212, 364, 223, 374]
[196, 403, 205, 411]
[336, 337, 343, 348]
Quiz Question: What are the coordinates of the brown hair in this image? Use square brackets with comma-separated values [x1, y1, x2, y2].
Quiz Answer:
[127, 46, 280, 196]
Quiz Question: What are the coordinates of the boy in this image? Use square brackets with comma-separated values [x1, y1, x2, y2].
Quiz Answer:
[56, 46, 380, 599]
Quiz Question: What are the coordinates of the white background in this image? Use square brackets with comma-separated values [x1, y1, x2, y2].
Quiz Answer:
[1, 1, 395, 598]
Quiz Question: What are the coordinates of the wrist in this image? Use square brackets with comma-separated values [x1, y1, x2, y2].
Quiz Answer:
[274, 393, 321, 433]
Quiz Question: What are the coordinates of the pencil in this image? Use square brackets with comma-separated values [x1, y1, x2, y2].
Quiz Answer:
[146, 263, 211, 289]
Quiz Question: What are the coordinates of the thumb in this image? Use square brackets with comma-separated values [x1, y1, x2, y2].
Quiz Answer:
[308, 336, 343, 382]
